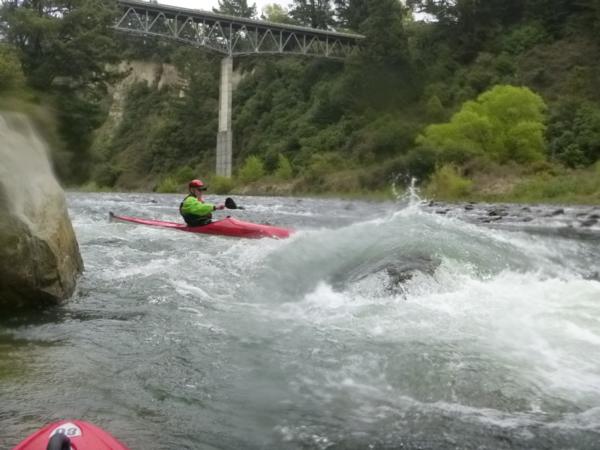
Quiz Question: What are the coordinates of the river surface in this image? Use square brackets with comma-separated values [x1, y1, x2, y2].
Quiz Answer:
[1, 192, 600, 449]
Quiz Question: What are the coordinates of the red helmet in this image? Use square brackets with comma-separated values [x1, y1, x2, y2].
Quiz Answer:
[189, 179, 206, 190]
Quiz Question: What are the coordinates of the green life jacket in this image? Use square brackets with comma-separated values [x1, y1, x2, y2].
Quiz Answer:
[179, 194, 214, 226]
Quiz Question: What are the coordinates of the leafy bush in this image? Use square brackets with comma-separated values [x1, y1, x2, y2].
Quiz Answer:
[92, 163, 121, 188]
[209, 175, 235, 194]
[174, 166, 196, 184]
[425, 95, 444, 121]
[238, 155, 265, 182]
[363, 146, 437, 190]
[298, 121, 351, 157]
[547, 99, 600, 167]
[417, 85, 547, 165]
[463, 53, 498, 93]
[79, 181, 112, 192]
[0, 45, 24, 92]
[275, 154, 294, 180]
[354, 115, 419, 159]
[425, 164, 473, 199]
[156, 176, 179, 193]
[501, 23, 549, 55]
[423, 82, 452, 106]
[304, 152, 346, 184]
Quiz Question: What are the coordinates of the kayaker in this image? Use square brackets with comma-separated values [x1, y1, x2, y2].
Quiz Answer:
[180, 179, 224, 226]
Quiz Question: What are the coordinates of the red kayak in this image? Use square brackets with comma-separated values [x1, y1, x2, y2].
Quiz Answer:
[13, 420, 129, 449]
[109, 212, 292, 239]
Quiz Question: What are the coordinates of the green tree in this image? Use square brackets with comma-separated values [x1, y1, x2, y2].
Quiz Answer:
[339, 0, 414, 111]
[0, 0, 117, 89]
[359, 0, 411, 69]
[334, 0, 368, 31]
[213, 0, 257, 18]
[425, 95, 444, 121]
[290, 0, 333, 29]
[238, 155, 265, 182]
[408, 0, 525, 61]
[523, 0, 576, 36]
[547, 99, 600, 167]
[575, 0, 600, 37]
[0, 0, 118, 183]
[261, 3, 296, 23]
[275, 153, 294, 180]
[417, 85, 547, 164]
[0, 44, 24, 91]
[425, 164, 473, 199]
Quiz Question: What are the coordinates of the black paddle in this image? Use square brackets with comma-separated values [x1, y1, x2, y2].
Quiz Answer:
[225, 197, 245, 210]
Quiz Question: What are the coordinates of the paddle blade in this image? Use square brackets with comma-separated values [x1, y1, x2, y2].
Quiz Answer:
[225, 197, 244, 210]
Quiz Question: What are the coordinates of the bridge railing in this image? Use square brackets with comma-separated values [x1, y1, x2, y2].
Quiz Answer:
[115, 0, 364, 59]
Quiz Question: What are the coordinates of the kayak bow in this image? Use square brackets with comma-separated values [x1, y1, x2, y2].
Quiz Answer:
[109, 212, 292, 239]
[13, 420, 129, 450]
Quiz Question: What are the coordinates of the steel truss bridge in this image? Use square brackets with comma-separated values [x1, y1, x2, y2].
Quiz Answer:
[116, 0, 363, 59]
[115, 0, 364, 176]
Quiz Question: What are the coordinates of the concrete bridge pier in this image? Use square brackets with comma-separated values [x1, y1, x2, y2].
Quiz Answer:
[216, 56, 233, 177]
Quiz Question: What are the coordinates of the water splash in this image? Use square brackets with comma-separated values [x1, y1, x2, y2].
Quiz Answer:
[392, 175, 426, 210]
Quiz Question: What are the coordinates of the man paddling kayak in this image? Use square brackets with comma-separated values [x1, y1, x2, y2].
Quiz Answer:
[179, 179, 225, 226]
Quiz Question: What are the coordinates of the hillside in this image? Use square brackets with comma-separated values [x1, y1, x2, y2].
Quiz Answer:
[1, 0, 600, 202]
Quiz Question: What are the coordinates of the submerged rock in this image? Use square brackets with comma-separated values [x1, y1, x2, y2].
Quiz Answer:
[487, 208, 508, 217]
[330, 253, 441, 295]
[0, 112, 83, 309]
[580, 218, 598, 227]
[548, 208, 565, 216]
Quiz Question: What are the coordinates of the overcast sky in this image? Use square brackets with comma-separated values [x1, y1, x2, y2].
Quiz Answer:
[161, 0, 290, 15]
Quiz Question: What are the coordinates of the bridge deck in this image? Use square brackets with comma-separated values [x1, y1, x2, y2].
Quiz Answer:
[116, 0, 364, 58]
[119, 0, 363, 42]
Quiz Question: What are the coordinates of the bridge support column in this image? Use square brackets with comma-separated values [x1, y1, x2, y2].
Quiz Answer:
[216, 56, 233, 177]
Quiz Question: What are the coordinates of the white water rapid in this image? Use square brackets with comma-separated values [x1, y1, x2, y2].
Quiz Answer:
[1, 191, 599, 449]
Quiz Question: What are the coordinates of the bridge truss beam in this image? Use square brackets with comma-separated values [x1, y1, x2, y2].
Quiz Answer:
[115, 0, 363, 59]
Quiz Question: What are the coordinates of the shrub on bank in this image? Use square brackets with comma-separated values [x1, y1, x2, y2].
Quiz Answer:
[209, 175, 235, 194]
[417, 85, 548, 164]
[425, 164, 473, 200]
[238, 155, 265, 183]
[547, 99, 600, 167]
[275, 154, 294, 180]
[156, 176, 179, 193]
[92, 163, 122, 188]
[174, 166, 196, 184]
[0, 44, 25, 92]
[510, 163, 600, 203]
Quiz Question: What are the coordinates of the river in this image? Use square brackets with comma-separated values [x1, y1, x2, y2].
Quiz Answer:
[1, 192, 600, 449]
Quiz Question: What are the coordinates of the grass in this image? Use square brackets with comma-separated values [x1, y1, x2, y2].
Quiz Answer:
[68, 159, 600, 205]
[155, 176, 180, 193]
[424, 165, 473, 201]
[503, 164, 600, 204]
[433, 162, 600, 204]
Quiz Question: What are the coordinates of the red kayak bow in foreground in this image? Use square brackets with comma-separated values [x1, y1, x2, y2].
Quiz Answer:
[13, 420, 129, 450]
[109, 212, 292, 239]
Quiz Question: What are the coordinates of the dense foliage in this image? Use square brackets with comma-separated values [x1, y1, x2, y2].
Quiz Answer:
[0, 0, 118, 182]
[0, 43, 24, 91]
[1, 0, 600, 200]
[417, 86, 547, 164]
[213, 0, 257, 18]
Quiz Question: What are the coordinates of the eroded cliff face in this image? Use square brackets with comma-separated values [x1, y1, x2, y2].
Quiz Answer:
[0, 112, 83, 308]
[108, 61, 187, 124]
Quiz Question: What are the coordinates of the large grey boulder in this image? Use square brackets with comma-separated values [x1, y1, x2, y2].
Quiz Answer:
[0, 112, 83, 309]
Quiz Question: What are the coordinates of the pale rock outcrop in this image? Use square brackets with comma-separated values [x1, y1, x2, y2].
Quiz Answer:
[0, 112, 83, 308]
[109, 61, 186, 124]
